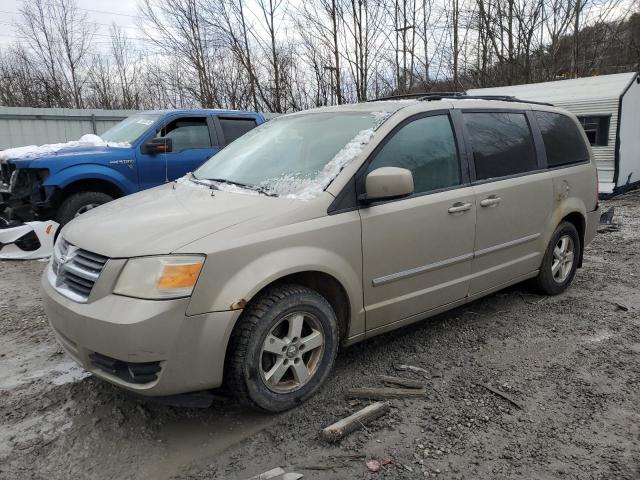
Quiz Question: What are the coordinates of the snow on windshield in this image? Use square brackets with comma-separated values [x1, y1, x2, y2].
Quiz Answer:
[189, 110, 388, 200]
[259, 127, 376, 200]
[0, 134, 130, 162]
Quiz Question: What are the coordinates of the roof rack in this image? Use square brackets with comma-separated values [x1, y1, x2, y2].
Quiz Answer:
[371, 91, 553, 106]
[370, 91, 464, 101]
[424, 94, 554, 106]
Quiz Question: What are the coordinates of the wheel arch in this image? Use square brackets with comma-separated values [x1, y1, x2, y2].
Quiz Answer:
[233, 270, 352, 344]
[221, 269, 353, 396]
[59, 178, 125, 201]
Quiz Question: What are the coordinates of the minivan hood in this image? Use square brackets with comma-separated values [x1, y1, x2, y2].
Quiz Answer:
[62, 181, 307, 258]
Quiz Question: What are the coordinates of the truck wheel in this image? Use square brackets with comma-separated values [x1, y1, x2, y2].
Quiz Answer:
[226, 284, 339, 412]
[535, 221, 581, 295]
[56, 192, 113, 226]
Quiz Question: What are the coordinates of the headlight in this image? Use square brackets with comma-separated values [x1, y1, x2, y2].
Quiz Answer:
[114, 255, 204, 300]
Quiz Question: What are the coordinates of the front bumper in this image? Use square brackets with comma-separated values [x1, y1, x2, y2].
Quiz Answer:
[41, 273, 241, 396]
[0, 220, 58, 259]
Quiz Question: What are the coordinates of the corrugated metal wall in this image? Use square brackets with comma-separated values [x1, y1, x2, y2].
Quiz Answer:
[552, 98, 619, 186]
[0, 107, 279, 150]
[0, 107, 140, 150]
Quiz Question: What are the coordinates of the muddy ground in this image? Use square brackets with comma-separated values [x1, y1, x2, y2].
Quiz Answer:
[1, 191, 639, 480]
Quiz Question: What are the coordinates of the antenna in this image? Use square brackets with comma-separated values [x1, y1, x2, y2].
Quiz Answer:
[164, 138, 169, 183]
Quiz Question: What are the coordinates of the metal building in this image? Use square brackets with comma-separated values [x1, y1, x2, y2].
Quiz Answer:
[469, 72, 640, 197]
[0, 107, 138, 150]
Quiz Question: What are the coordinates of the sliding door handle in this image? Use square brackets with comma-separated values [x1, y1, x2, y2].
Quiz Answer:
[448, 202, 473, 214]
[480, 196, 502, 207]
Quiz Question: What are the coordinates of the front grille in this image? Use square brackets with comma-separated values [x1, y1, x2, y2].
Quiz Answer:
[90, 352, 162, 384]
[48, 238, 108, 302]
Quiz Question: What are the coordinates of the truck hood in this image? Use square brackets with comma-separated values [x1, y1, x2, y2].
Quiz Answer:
[61, 180, 312, 258]
[4, 145, 133, 172]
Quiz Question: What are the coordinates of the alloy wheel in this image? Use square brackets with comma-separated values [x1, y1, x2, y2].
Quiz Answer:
[551, 234, 574, 283]
[259, 311, 325, 393]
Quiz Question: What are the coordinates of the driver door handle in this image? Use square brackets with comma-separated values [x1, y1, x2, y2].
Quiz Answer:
[448, 202, 473, 214]
[480, 195, 502, 207]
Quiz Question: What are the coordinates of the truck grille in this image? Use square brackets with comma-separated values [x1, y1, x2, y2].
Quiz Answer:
[48, 238, 108, 302]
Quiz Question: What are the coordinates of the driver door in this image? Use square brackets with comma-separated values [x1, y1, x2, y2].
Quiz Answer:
[359, 112, 476, 332]
[136, 115, 219, 190]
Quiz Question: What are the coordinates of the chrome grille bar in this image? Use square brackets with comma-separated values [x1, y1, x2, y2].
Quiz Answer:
[47, 238, 108, 303]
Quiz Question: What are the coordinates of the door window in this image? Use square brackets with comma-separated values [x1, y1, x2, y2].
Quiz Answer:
[536, 111, 590, 167]
[219, 117, 257, 144]
[156, 117, 211, 153]
[463, 112, 537, 181]
[367, 115, 461, 194]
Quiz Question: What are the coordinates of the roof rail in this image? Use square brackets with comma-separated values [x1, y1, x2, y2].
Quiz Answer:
[370, 91, 553, 106]
[425, 94, 554, 107]
[370, 91, 464, 101]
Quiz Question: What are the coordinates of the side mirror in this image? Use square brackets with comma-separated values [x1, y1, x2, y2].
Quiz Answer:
[142, 137, 173, 155]
[362, 167, 414, 202]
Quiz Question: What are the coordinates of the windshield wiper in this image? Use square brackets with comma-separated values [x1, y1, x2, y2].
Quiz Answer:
[189, 173, 216, 188]
[202, 177, 278, 197]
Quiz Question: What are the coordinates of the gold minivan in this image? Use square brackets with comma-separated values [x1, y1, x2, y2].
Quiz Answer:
[42, 96, 600, 412]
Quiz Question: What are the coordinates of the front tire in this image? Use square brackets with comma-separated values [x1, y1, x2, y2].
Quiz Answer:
[535, 221, 581, 295]
[226, 284, 339, 412]
[56, 191, 113, 227]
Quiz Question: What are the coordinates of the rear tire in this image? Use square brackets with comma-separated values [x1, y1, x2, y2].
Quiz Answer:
[55, 191, 113, 227]
[226, 284, 339, 412]
[535, 221, 581, 295]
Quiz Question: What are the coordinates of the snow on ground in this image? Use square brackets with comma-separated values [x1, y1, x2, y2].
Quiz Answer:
[0, 134, 130, 161]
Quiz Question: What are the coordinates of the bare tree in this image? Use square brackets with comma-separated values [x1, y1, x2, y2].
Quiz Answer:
[17, 0, 94, 107]
[139, 0, 219, 107]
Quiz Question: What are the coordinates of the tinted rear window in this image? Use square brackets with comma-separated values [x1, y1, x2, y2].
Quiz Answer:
[463, 112, 537, 180]
[535, 112, 590, 167]
[219, 117, 257, 144]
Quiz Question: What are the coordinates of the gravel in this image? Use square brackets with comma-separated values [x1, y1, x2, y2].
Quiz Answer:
[1, 190, 639, 480]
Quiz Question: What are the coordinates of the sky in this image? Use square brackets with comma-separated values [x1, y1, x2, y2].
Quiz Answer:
[0, 0, 141, 49]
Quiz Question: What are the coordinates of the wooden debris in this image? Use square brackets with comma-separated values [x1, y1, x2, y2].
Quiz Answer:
[246, 467, 303, 480]
[477, 383, 524, 410]
[299, 454, 365, 471]
[616, 302, 629, 312]
[320, 402, 390, 443]
[394, 363, 429, 377]
[346, 387, 427, 400]
[379, 375, 425, 389]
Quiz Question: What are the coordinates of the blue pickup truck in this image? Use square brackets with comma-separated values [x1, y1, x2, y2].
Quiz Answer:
[0, 109, 265, 258]
[0, 109, 265, 226]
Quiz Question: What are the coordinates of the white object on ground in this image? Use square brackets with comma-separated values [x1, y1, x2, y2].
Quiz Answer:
[0, 134, 130, 162]
[0, 220, 59, 260]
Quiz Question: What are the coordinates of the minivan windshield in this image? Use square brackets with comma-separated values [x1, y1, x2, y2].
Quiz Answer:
[193, 112, 382, 199]
[101, 114, 161, 144]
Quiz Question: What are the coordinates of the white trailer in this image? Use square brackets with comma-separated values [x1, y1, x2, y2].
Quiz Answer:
[469, 72, 640, 197]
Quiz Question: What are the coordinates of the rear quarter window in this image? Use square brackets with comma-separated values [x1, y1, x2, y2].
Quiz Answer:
[463, 112, 538, 181]
[535, 111, 590, 167]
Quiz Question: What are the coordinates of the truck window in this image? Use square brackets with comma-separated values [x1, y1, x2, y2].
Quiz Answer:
[535, 112, 590, 167]
[367, 115, 461, 194]
[463, 112, 537, 181]
[156, 117, 211, 153]
[219, 117, 257, 144]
